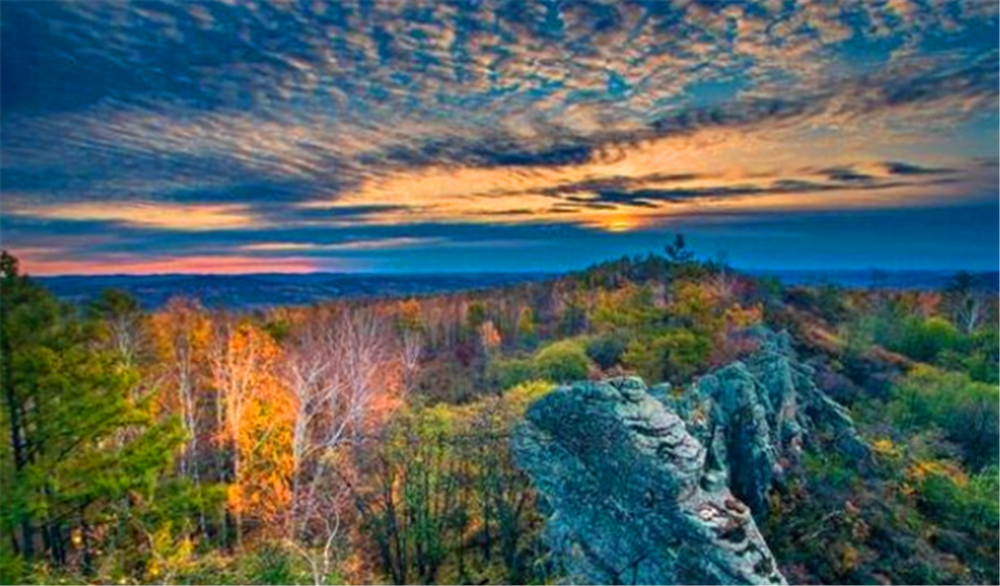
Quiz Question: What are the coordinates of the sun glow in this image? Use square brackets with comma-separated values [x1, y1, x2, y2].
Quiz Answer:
[603, 217, 639, 233]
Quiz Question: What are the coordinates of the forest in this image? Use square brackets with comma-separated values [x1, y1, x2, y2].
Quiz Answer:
[1, 240, 998, 585]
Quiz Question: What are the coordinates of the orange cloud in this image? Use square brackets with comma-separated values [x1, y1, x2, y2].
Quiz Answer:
[5, 201, 261, 231]
[302, 125, 972, 232]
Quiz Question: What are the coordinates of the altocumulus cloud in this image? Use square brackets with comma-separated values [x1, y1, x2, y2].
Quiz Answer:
[0, 0, 997, 274]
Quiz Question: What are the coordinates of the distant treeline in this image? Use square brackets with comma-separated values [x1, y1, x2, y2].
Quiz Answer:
[34, 269, 998, 312]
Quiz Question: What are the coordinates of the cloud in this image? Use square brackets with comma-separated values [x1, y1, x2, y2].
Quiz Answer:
[238, 237, 444, 253]
[536, 173, 704, 198]
[561, 174, 951, 208]
[5, 201, 262, 231]
[820, 167, 876, 183]
[881, 161, 955, 176]
[1, 0, 996, 273]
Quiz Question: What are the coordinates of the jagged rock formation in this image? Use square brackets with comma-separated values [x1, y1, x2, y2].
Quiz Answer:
[654, 327, 870, 516]
[513, 327, 869, 585]
[513, 376, 787, 585]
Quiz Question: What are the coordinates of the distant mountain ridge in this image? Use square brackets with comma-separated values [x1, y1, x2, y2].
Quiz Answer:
[36, 269, 998, 310]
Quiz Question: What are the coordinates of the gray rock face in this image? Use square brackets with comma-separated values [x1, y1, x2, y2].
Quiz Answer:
[657, 327, 870, 517]
[513, 327, 868, 584]
[513, 377, 787, 585]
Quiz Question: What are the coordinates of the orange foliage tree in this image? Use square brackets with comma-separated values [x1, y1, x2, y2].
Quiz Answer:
[210, 320, 294, 546]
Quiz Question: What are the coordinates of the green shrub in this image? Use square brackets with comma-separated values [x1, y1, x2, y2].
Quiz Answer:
[893, 317, 963, 363]
[489, 357, 537, 390]
[815, 283, 848, 322]
[890, 366, 999, 469]
[622, 329, 710, 384]
[803, 452, 858, 491]
[912, 463, 999, 562]
[585, 332, 628, 370]
[534, 340, 592, 383]
[964, 327, 999, 383]
[0, 547, 27, 585]
[239, 543, 308, 585]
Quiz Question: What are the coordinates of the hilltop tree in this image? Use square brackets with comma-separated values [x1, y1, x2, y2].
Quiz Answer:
[665, 233, 695, 264]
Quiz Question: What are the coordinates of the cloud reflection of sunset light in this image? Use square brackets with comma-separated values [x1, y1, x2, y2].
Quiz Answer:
[18, 254, 322, 276]
[309, 126, 981, 230]
[7, 201, 261, 231]
[1, 0, 995, 273]
[18, 250, 324, 275]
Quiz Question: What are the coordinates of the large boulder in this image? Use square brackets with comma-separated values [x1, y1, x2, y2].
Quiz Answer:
[513, 377, 786, 585]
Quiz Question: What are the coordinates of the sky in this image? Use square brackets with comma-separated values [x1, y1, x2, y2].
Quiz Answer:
[1, 0, 998, 275]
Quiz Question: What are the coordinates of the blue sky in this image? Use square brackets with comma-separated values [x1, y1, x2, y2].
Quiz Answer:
[1, 0, 997, 274]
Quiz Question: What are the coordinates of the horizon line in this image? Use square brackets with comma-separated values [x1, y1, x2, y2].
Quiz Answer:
[29, 267, 1000, 279]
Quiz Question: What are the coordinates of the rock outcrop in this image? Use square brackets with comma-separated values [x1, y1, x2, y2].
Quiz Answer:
[513, 327, 869, 585]
[513, 376, 787, 585]
[655, 327, 870, 517]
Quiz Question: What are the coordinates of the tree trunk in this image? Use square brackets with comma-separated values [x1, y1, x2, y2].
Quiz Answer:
[2, 341, 34, 560]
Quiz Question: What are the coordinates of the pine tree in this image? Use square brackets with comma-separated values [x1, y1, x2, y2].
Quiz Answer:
[0, 252, 185, 580]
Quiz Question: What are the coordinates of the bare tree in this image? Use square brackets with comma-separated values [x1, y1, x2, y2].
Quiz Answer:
[149, 298, 217, 539]
[154, 300, 207, 478]
[281, 309, 409, 584]
[285, 488, 349, 586]
[943, 271, 984, 334]
[400, 329, 423, 395]
[88, 289, 146, 370]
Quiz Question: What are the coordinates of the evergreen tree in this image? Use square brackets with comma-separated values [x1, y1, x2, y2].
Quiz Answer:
[664, 233, 695, 264]
[0, 252, 185, 580]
